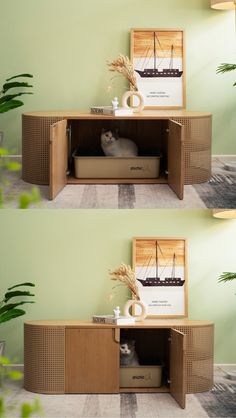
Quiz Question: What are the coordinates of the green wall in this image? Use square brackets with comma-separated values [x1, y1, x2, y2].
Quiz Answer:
[0, 0, 235, 154]
[0, 209, 235, 363]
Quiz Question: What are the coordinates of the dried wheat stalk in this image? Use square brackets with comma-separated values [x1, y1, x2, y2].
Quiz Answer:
[109, 263, 140, 300]
[107, 54, 138, 91]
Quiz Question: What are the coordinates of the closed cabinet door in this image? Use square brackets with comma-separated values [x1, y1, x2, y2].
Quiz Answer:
[168, 120, 184, 200]
[170, 329, 186, 409]
[65, 328, 120, 393]
[49, 119, 68, 200]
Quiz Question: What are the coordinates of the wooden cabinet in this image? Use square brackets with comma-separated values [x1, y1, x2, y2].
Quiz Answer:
[22, 111, 212, 201]
[65, 328, 119, 393]
[24, 319, 214, 410]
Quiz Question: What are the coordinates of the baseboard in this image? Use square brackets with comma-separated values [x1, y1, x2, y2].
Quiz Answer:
[212, 155, 236, 158]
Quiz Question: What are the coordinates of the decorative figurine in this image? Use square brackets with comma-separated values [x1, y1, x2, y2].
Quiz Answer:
[112, 97, 119, 110]
[113, 306, 121, 319]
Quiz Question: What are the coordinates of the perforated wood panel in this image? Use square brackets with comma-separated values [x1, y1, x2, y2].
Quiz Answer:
[24, 324, 65, 393]
[22, 115, 63, 184]
[174, 324, 214, 394]
[173, 116, 212, 184]
[22, 114, 212, 188]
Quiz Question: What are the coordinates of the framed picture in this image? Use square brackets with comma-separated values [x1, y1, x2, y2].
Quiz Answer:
[132, 237, 188, 318]
[131, 28, 186, 109]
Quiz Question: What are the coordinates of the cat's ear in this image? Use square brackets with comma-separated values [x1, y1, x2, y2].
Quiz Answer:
[101, 128, 105, 133]
[131, 340, 135, 346]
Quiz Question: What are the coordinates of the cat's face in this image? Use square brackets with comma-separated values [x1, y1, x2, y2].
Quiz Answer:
[120, 341, 135, 356]
[101, 130, 116, 145]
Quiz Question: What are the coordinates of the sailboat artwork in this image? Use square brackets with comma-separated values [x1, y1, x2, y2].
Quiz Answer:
[137, 241, 185, 287]
[131, 29, 185, 108]
[135, 32, 183, 79]
[133, 238, 187, 317]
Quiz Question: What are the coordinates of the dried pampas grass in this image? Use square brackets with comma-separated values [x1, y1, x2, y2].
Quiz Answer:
[109, 263, 140, 300]
[107, 54, 138, 91]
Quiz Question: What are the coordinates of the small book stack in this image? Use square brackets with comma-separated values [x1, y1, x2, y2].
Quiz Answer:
[92, 315, 135, 325]
[90, 106, 133, 117]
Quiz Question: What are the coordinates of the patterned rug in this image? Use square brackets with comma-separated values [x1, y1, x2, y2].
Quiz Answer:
[194, 172, 236, 209]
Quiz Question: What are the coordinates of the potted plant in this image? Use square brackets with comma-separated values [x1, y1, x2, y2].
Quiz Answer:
[217, 63, 236, 87]
[0, 282, 35, 356]
[0, 73, 33, 147]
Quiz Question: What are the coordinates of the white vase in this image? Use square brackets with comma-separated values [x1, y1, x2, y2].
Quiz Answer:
[123, 299, 147, 322]
[122, 90, 145, 113]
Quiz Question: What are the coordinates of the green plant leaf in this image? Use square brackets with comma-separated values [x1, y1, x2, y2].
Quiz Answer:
[0, 301, 35, 315]
[2, 81, 33, 94]
[4, 290, 35, 303]
[217, 63, 236, 74]
[0, 148, 8, 156]
[0, 357, 10, 365]
[5, 161, 21, 172]
[0, 308, 25, 324]
[0, 100, 23, 113]
[8, 282, 35, 291]
[7, 370, 23, 381]
[0, 93, 33, 105]
[6, 74, 33, 81]
[218, 272, 236, 283]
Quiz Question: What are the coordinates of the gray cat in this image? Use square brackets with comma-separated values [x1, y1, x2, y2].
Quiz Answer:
[120, 340, 139, 366]
[101, 129, 138, 157]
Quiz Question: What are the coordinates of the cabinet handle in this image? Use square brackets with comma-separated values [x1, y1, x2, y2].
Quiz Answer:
[113, 329, 120, 343]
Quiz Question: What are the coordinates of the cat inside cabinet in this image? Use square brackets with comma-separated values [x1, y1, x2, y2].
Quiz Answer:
[119, 328, 170, 391]
[69, 119, 169, 181]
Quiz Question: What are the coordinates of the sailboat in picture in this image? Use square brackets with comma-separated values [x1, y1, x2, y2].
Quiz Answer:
[135, 31, 183, 79]
[137, 240, 185, 287]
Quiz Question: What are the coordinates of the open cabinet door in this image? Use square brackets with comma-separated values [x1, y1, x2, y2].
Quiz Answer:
[49, 120, 67, 200]
[168, 120, 184, 200]
[170, 329, 186, 409]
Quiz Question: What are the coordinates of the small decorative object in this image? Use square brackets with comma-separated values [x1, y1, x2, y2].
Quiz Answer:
[101, 129, 138, 157]
[131, 29, 186, 109]
[92, 314, 135, 325]
[123, 299, 147, 322]
[120, 340, 139, 366]
[113, 306, 121, 318]
[122, 90, 145, 113]
[109, 263, 147, 322]
[90, 106, 133, 116]
[112, 97, 119, 110]
[107, 54, 144, 113]
[133, 238, 188, 318]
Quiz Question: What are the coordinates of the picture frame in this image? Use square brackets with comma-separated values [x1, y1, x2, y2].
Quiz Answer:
[132, 237, 188, 318]
[131, 28, 186, 109]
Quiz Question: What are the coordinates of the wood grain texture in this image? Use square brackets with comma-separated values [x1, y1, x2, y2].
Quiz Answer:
[168, 120, 184, 199]
[65, 328, 119, 394]
[24, 319, 213, 327]
[23, 110, 212, 118]
[170, 329, 186, 409]
[49, 120, 67, 199]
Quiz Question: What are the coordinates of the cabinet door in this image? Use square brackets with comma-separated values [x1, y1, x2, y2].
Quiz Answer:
[65, 328, 120, 393]
[49, 120, 67, 200]
[170, 329, 186, 409]
[168, 120, 184, 200]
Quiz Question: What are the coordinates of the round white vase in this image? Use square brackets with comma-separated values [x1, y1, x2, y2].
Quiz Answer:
[122, 90, 145, 113]
[123, 299, 147, 322]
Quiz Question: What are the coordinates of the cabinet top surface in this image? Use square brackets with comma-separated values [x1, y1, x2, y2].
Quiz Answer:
[22, 110, 212, 119]
[24, 319, 214, 328]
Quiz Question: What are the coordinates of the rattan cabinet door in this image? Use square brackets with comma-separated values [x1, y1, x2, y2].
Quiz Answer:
[65, 328, 120, 393]
[49, 119, 68, 200]
[170, 329, 186, 409]
[168, 120, 184, 200]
